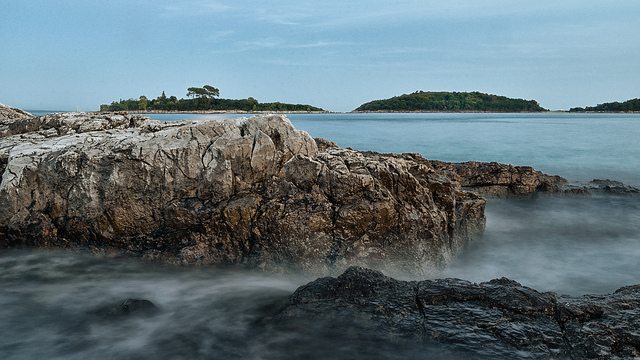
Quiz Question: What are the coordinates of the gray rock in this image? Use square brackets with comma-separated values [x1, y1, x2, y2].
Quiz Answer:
[269, 266, 640, 359]
[574, 179, 640, 196]
[0, 110, 486, 275]
[0, 102, 32, 120]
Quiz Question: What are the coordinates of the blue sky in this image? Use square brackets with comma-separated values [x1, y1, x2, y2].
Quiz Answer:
[1, 0, 639, 112]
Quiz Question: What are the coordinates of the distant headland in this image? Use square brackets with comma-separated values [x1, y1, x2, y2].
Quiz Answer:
[569, 98, 640, 112]
[100, 85, 327, 113]
[353, 91, 547, 112]
[99, 86, 639, 114]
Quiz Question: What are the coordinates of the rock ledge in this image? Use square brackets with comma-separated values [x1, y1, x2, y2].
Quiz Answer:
[270, 266, 640, 359]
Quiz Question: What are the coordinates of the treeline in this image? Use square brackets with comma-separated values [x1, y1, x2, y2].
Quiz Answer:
[569, 98, 640, 112]
[100, 86, 325, 112]
[354, 91, 547, 112]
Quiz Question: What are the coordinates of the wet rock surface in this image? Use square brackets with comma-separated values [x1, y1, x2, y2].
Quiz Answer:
[0, 110, 488, 274]
[270, 266, 640, 359]
[96, 298, 160, 319]
[566, 179, 640, 196]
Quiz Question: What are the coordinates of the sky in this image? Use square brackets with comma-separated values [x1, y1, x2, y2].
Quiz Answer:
[1, 0, 639, 112]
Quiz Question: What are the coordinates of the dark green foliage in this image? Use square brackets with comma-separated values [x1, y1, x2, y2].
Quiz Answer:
[569, 98, 640, 112]
[354, 91, 547, 112]
[101, 87, 324, 112]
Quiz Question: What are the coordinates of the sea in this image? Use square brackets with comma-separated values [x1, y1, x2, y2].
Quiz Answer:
[2, 112, 639, 359]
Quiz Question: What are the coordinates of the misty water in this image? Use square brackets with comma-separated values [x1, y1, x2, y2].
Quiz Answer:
[2, 112, 639, 359]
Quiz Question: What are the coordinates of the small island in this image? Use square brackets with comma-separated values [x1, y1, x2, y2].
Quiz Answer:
[100, 85, 326, 113]
[569, 98, 640, 112]
[354, 91, 547, 112]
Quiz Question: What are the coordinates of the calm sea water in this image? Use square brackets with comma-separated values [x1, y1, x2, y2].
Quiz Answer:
[2, 112, 639, 359]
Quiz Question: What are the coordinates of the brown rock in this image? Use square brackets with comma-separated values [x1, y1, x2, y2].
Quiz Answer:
[0, 110, 487, 275]
[425, 159, 569, 197]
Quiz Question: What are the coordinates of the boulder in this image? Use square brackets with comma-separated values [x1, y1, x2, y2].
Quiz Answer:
[269, 266, 640, 359]
[0, 111, 486, 275]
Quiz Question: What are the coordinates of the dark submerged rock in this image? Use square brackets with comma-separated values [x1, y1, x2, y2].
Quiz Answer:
[550, 179, 640, 197]
[97, 298, 160, 319]
[583, 179, 640, 195]
[269, 267, 640, 359]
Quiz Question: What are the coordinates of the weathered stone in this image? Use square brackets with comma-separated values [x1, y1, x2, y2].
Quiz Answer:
[0, 102, 32, 121]
[269, 266, 640, 359]
[0, 110, 487, 275]
[425, 159, 569, 197]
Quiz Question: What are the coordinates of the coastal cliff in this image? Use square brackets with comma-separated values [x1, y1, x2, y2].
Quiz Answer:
[0, 110, 492, 274]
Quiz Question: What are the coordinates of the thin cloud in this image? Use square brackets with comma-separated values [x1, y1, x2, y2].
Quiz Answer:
[237, 38, 350, 51]
[159, 1, 231, 18]
[207, 30, 235, 42]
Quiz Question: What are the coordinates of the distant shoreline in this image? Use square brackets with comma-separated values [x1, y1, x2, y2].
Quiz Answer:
[119, 110, 640, 115]
[354, 110, 640, 114]
[124, 110, 338, 115]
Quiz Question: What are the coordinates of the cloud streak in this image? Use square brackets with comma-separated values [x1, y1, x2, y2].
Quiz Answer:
[159, 1, 231, 18]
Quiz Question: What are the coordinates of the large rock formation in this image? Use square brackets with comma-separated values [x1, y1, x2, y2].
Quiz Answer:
[0, 111, 487, 274]
[269, 266, 640, 359]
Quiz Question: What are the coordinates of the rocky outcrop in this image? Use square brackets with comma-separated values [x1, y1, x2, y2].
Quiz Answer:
[569, 179, 640, 196]
[0, 102, 32, 120]
[269, 266, 640, 359]
[422, 162, 640, 197]
[0, 111, 486, 274]
[425, 160, 568, 197]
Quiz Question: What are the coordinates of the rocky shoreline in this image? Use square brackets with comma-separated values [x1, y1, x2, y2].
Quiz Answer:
[3, 104, 640, 358]
[0, 108, 496, 274]
[125, 109, 335, 114]
[1, 107, 632, 273]
[264, 266, 640, 359]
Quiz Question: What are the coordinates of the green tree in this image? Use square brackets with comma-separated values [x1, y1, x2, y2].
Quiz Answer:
[203, 85, 220, 98]
[139, 95, 148, 110]
[187, 87, 206, 99]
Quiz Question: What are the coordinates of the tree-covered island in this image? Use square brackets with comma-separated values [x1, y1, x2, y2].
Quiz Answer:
[100, 85, 326, 112]
[354, 91, 547, 112]
[569, 98, 640, 112]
